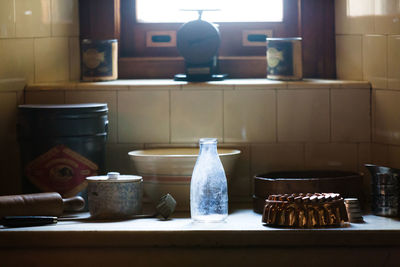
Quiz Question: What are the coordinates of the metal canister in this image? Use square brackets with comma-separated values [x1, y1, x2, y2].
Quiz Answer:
[17, 104, 108, 202]
[81, 39, 118, 81]
[266, 37, 302, 81]
[366, 164, 400, 217]
[86, 172, 143, 219]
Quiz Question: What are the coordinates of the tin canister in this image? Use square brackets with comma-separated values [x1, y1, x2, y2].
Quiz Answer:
[81, 39, 118, 81]
[17, 104, 108, 205]
[266, 37, 302, 81]
[366, 164, 400, 217]
[86, 172, 143, 219]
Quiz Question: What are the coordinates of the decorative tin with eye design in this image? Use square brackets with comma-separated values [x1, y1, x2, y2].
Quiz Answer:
[81, 39, 118, 82]
[266, 37, 302, 81]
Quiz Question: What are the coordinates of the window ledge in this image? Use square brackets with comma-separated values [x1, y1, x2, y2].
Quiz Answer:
[26, 79, 371, 91]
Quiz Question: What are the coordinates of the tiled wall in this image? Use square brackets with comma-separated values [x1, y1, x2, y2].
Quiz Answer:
[0, 79, 25, 195]
[0, 0, 79, 195]
[0, 0, 384, 205]
[23, 80, 371, 201]
[335, 0, 400, 171]
[0, 0, 80, 84]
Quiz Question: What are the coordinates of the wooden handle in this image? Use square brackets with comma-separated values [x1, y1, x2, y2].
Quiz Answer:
[0, 192, 86, 217]
[62, 196, 85, 212]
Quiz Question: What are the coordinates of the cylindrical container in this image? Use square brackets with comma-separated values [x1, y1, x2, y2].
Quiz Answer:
[266, 37, 302, 80]
[81, 39, 118, 81]
[190, 138, 228, 222]
[86, 172, 143, 219]
[366, 164, 400, 217]
[17, 104, 108, 201]
[253, 171, 364, 214]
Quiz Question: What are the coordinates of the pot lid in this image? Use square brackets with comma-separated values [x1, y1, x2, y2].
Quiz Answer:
[86, 172, 142, 182]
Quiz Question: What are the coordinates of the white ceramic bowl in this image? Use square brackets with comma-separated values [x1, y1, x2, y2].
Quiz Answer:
[128, 148, 241, 210]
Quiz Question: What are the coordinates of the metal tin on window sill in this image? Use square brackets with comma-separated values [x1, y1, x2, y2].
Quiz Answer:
[266, 37, 302, 81]
[81, 39, 118, 82]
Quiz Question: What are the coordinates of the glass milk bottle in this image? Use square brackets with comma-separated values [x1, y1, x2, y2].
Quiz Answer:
[190, 138, 228, 222]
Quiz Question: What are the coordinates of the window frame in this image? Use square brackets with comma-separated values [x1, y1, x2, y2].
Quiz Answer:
[79, 0, 336, 79]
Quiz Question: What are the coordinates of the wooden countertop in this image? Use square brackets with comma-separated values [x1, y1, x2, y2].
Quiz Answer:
[2, 209, 400, 248]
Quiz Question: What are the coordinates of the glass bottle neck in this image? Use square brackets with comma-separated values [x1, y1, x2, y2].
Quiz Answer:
[199, 138, 218, 154]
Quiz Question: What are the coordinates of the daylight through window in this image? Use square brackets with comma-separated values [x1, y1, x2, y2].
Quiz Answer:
[136, 0, 283, 23]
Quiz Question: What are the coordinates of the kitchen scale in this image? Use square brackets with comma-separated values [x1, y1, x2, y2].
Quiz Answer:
[174, 9, 227, 82]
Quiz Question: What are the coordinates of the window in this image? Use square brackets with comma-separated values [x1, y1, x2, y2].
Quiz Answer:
[136, 0, 283, 23]
[79, 0, 336, 79]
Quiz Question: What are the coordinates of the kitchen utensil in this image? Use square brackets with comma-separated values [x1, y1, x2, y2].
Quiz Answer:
[128, 147, 240, 211]
[262, 193, 348, 228]
[365, 164, 400, 217]
[0, 192, 85, 218]
[253, 171, 364, 214]
[86, 172, 143, 219]
[344, 198, 364, 223]
[1, 193, 177, 227]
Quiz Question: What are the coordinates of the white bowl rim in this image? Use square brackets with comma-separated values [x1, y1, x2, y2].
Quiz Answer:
[128, 148, 241, 158]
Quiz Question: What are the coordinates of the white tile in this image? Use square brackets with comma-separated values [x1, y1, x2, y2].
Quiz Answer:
[374, 90, 400, 144]
[224, 90, 276, 143]
[181, 82, 233, 91]
[0, 78, 26, 92]
[335, 35, 363, 80]
[15, 0, 51, 37]
[371, 143, 389, 166]
[0, 0, 16, 37]
[34, 37, 70, 82]
[363, 35, 388, 89]
[388, 35, 400, 90]
[220, 143, 251, 198]
[66, 91, 118, 143]
[0, 92, 17, 143]
[106, 143, 144, 175]
[0, 39, 34, 83]
[277, 89, 330, 142]
[171, 90, 223, 143]
[69, 37, 81, 81]
[305, 143, 358, 172]
[24, 91, 65, 104]
[118, 91, 169, 143]
[251, 143, 305, 176]
[331, 89, 371, 142]
[358, 143, 372, 199]
[375, 0, 400, 34]
[51, 0, 79, 37]
[388, 145, 400, 169]
[335, 0, 375, 34]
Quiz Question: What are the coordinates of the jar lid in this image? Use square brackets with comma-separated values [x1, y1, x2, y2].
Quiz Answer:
[86, 172, 142, 183]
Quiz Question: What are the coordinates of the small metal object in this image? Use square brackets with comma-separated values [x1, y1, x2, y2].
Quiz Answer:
[81, 39, 118, 81]
[156, 194, 177, 220]
[344, 198, 364, 223]
[365, 164, 400, 217]
[1, 216, 58, 227]
[266, 37, 302, 81]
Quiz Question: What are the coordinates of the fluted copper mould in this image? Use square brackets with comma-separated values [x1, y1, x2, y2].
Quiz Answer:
[262, 193, 348, 228]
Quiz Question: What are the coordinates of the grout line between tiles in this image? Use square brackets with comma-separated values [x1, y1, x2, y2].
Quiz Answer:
[115, 90, 119, 144]
[222, 90, 224, 143]
[329, 88, 332, 142]
[275, 89, 278, 143]
[169, 90, 172, 144]
[248, 144, 252, 197]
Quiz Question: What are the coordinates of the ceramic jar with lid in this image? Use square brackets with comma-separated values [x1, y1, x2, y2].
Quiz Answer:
[86, 172, 142, 219]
